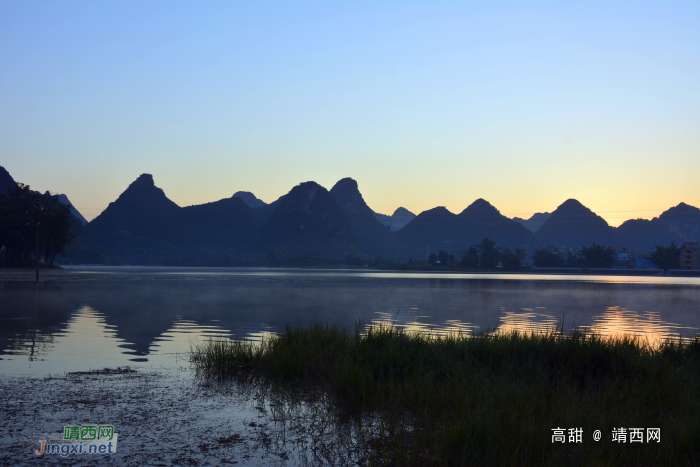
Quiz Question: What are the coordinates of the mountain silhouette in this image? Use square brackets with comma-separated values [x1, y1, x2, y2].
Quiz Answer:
[257, 181, 357, 259]
[329, 178, 395, 255]
[455, 199, 534, 249]
[48, 171, 698, 264]
[0, 165, 17, 195]
[57, 194, 88, 226]
[374, 207, 416, 231]
[396, 206, 460, 256]
[232, 191, 267, 209]
[616, 202, 700, 252]
[397, 200, 533, 257]
[534, 199, 614, 248]
[253, 195, 285, 222]
[182, 197, 262, 254]
[82, 174, 186, 263]
[513, 212, 550, 233]
[81, 174, 262, 264]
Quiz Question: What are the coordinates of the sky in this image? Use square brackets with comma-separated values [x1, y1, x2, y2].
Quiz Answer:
[1, 1, 698, 226]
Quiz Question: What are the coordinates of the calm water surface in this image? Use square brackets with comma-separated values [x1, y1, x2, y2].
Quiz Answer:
[2, 266, 699, 375]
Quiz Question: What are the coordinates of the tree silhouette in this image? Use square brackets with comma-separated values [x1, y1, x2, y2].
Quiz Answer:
[458, 247, 479, 268]
[579, 243, 614, 268]
[647, 242, 680, 275]
[0, 183, 77, 267]
[477, 237, 499, 269]
[501, 247, 526, 271]
[437, 250, 454, 265]
[533, 249, 563, 267]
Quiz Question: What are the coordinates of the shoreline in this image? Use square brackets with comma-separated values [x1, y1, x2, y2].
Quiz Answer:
[1, 265, 698, 282]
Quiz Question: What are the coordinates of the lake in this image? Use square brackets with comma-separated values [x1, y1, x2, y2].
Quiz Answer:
[2, 266, 700, 375]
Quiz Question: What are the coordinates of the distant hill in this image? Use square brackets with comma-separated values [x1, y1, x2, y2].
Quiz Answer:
[374, 207, 416, 231]
[57, 194, 88, 226]
[40, 170, 698, 264]
[534, 199, 615, 248]
[0, 165, 16, 195]
[181, 197, 263, 255]
[81, 174, 262, 264]
[396, 206, 459, 257]
[513, 212, 550, 233]
[252, 195, 285, 222]
[455, 199, 534, 249]
[82, 174, 186, 263]
[232, 191, 267, 209]
[257, 181, 357, 259]
[330, 178, 395, 255]
[397, 199, 534, 258]
[616, 203, 700, 253]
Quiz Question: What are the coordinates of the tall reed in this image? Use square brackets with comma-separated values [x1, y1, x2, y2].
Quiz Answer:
[191, 324, 700, 466]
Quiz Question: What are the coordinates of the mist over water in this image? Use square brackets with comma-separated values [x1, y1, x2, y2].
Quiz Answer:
[1, 267, 699, 375]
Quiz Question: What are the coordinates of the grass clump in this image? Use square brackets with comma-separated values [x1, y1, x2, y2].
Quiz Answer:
[191, 324, 700, 466]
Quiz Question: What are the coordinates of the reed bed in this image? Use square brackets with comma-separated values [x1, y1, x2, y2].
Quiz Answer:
[191, 324, 700, 466]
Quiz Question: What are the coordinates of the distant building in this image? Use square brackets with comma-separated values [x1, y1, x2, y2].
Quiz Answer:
[611, 247, 657, 268]
[612, 248, 630, 267]
[635, 258, 656, 268]
[679, 242, 699, 270]
[612, 251, 629, 261]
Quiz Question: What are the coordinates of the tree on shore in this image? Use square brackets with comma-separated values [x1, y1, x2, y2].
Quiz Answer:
[457, 240, 525, 271]
[579, 243, 614, 268]
[0, 183, 77, 267]
[501, 247, 526, 271]
[458, 247, 479, 268]
[437, 250, 454, 265]
[532, 249, 563, 267]
[477, 238, 499, 269]
[647, 242, 680, 275]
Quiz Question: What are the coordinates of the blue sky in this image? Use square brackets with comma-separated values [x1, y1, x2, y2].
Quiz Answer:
[1, 1, 698, 224]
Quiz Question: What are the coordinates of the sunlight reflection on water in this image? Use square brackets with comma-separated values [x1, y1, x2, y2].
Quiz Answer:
[1, 269, 699, 374]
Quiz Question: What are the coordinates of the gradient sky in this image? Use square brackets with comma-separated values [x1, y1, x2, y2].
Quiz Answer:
[1, 1, 698, 225]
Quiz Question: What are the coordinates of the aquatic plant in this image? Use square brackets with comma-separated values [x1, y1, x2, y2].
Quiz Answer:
[191, 324, 700, 466]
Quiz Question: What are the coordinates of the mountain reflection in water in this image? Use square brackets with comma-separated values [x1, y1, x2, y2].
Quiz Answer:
[1, 268, 699, 375]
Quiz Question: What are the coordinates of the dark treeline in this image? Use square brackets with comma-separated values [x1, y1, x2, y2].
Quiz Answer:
[532, 242, 682, 272]
[329, 239, 682, 273]
[531, 244, 613, 268]
[0, 184, 77, 267]
[454, 238, 526, 270]
[648, 242, 681, 274]
[329, 237, 527, 271]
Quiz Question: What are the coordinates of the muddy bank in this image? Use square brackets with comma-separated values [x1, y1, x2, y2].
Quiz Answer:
[0, 367, 341, 466]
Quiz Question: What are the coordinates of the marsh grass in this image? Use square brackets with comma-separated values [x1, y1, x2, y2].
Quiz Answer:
[191, 324, 700, 466]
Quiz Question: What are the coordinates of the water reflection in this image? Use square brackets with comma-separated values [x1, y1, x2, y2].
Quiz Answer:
[586, 306, 698, 345]
[2, 306, 128, 374]
[1, 270, 699, 375]
[367, 311, 476, 337]
[495, 310, 560, 335]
